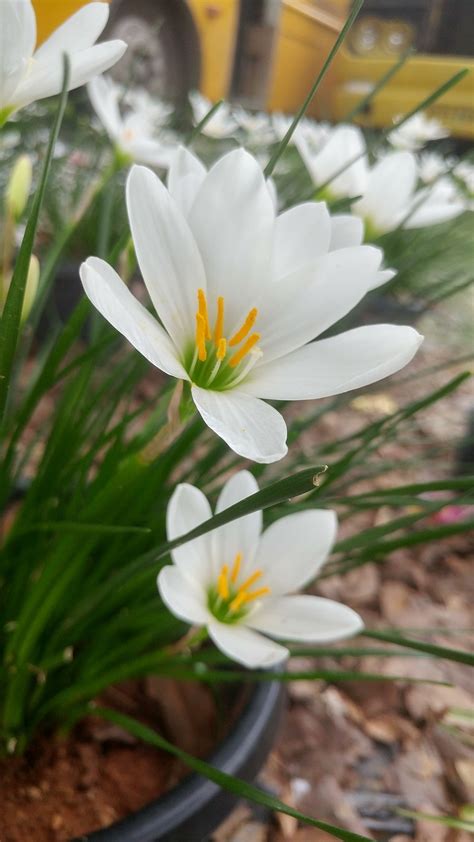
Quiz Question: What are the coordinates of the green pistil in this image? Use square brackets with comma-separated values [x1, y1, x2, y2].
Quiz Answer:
[184, 342, 244, 391]
[0, 106, 14, 129]
[207, 587, 248, 624]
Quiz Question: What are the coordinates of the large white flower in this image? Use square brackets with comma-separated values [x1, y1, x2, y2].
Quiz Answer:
[353, 151, 467, 234]
[158, 471, 363, 668]
[389, 113, 449, 151]
[296, 124, 369, 200]
[88, 75, 177, 168]
[189, 90, 236, 139]
[80, 146, 422, 463]
[0, 0, 126, 124]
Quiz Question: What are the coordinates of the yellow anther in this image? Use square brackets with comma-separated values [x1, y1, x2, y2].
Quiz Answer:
[217, 337, 227, 361]
[237, 569, 263, 593]
[229, 591, 247, 613]
[229, 333, 261, 368]
[229, 308, 258, 347]
[217, 565, 229, 600]
[198, 288, 211, 340]
[242, 587, 271, 604]
[214, 296, 225, 345]
[195, 313, 207, 362]
[230, 552, 242, 584]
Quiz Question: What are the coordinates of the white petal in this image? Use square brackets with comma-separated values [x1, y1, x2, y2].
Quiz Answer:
[405, 200, 466, 228]
[79, 257, 185, 379]
[369, 267, 396, 291]
[88, 75, 121, 139]
[34, 2, 109, 60]
[249, 595, 364, 642]
[167, 145, 207, 217]
[297, 125, 368, 197]
[126, 165, 206, 350]
[187, 149, 275, 333]
[257, 245, 384, 364]
[157, 566, 209, 626]
[191, 386, 287, 464]
[0, 0, 36, 108]
[166, 483, 214, 587]
[329, 214, 364, 250]
[354, 152, 417, 233]
[255, 509, 338, 595]
[13, 40, 127, 109]
[212, 471, 262, 578]
[243, 324, 423, 400]
[127, 137, 177, 169]
[208, 622, 288, 668]
[272, 202, 331, 280]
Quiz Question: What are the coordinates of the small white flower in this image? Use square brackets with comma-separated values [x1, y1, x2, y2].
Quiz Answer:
[389, 113, 449, 151]
[418, 151, 449, 184]
[232, 106, 274, 145]
[80, 146, 422, 463]
[158, 471, 364, 668]
[88, 75, 177, 168]
[189, 91, 237, 139]
[0, 0, 126, 124]
[296, 124, 369, 200]
[272, 113, 330, 151]
[353, 151, 467, 233]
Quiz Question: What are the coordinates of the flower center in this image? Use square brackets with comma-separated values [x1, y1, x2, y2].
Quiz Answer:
[186, 289, 262, 390]
[207, 552, 270, 624]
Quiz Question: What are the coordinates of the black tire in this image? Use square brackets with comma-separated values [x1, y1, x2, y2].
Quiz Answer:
[103, 0, 200, 101]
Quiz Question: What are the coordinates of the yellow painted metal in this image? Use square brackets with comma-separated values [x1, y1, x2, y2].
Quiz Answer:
[332, 50, 474, 139]
[186, 0, 240, 101]
[32, 0, 100, 45]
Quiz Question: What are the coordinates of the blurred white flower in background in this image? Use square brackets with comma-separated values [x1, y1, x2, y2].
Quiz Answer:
[388, 112, 449, 151]
[353, 151, 467, 234]
[296, 124, 368, 200]
[272, 112, 330, 151]
[80, 146, 422, 463]
[189, 91, 237, 139]
[0, 0, 126, 124]
[233, 105, 275, 145]
[454, 160, 474, 195]
[88, 75, 177, 168]
[418, 151, 451, 184]
[158, 471, 363, 668]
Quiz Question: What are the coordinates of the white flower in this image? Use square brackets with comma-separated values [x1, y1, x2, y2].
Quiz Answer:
[232, 106, 274, 145]
[296, 124, 369, 200]
[418, 151, 449, 184]
[88, 75, 177, 168]
[80, 146, 422, 463]
[272, 113, 330, 151]
[353, 151, 467, 234]
[454, 160, 474, 194]
[0, 0, 126, 124]
[157, 471, 363, 668]
[189, 91, 236, 139]
[389, 113, 449, 151]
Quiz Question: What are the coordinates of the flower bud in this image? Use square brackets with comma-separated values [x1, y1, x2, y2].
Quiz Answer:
[5, 155, 33, 220]
[21, 255, 40, 323]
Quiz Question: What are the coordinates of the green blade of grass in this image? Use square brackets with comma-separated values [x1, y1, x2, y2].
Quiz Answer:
[264, 0, 364, 178]
[188, 98, 225, 143]
[0, 56, 70, 427]
[95, 707, 374, 842]
[363, 630, 474, 666]
[343, 47, 414, 121]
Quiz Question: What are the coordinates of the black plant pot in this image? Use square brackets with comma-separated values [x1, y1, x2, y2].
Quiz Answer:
[75, 678, 285, 842]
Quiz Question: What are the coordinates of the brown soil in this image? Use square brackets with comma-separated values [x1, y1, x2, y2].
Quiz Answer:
[0, 678, 243, 842]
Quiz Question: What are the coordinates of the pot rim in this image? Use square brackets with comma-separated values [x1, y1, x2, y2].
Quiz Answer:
[77, 676, 284, 842]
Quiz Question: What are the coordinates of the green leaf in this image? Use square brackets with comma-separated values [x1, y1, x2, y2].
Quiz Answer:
[363, 631, 474, 666]
[95, 707, 374, 842]
[264, 0, 364, 177]
[153, 465, 328, 561]
[0, 56, 70, 427]
[396, 808, 474, 832]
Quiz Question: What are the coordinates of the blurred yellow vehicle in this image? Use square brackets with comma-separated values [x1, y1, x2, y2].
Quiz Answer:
[34, 0, 474, 138]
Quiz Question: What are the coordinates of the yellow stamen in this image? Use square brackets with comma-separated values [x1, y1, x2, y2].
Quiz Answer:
[230, 552, 242, 584]
[229, 591, 247, 613]
[195, 313, 207, 362]
[198, 288, 211, 340]
[242, 586, 271, 604]
[217, 565, 229, 599]
[237, 569, 263, 593]
[217, 337, 227, 361]
[214, 296, 225, 345]
[229, 308, 258, 347]
[229, 333, 260, 368]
